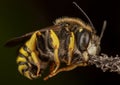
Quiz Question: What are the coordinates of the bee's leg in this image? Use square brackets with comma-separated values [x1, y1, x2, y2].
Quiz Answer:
[67, 32, 75, 65]
[49, 30, 60, 73]
[36, 30, 60, 74]
[44, 64, 78, 80]
[36, 31, 51, 61]
[49, 62, 56, 73]
[44, 63, 87, 80]
[25, 31, 42, 76]
[44, 30, 51, 51]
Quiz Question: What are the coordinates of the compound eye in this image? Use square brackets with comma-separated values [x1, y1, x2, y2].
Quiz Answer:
[77, 30, 90, 51]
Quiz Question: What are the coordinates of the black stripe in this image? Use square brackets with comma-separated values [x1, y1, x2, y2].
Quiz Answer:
[64, 34, 70, 50]
[18, 53, 26, 58]
[18, 62, 28, 73]
[17, 53, 31, 65]
[18, 61, 28, 66]
[39, 55, 49, 62]
[18, 62, 30, 74]
[22, 45, 31, 56]
[37, 34, 46, 52]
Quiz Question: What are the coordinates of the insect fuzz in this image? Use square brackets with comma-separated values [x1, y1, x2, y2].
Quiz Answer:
[15, 17, 101, 80]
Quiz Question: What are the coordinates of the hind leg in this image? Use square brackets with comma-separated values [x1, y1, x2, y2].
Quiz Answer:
[44, 62, 87, 80]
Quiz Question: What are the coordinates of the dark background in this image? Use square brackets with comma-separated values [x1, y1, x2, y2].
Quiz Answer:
[0, 0, 120, 85]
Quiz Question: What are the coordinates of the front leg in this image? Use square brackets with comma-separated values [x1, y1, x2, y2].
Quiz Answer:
[67, 32, 75, 65]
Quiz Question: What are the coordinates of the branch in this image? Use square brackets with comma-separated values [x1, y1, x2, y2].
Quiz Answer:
[88, 53, 120, 74]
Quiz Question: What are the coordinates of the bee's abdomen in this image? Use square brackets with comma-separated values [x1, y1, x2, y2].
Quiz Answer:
[16, 45, 33, 79]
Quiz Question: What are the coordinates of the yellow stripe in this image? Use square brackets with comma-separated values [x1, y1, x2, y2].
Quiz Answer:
[25, 31, 41, 75]
[31, 52, 39, 64]
[49, 29, 60, 73]
[50, 29, 59, 63]
[68, 32, 75, 65]
[54, 49, 59, 63]
[25, 31, 41, 51]
[16, 56, 27, 63]
[69, 32, 75, 50]
[19, 47, 28, 57]
[18, 64, 28, 75]
[50, 30, 59, 48]
[24, 71, 32, 80]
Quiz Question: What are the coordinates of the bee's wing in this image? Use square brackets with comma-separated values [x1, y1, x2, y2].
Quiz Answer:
[5, 25, 61, 47]
[5, 32, 33, 47]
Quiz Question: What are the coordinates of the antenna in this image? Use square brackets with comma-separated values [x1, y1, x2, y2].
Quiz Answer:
[73, 2, 95, 32]
[99, 20, 107, 44]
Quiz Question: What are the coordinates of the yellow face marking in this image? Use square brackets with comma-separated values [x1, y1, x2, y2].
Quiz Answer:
[16, 57, 27, 63]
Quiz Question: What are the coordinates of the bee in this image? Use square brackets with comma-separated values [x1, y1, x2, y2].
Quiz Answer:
[5, 2, 107, 80]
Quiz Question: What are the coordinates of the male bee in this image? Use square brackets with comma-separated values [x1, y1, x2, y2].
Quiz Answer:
[6, 2, 120, 80]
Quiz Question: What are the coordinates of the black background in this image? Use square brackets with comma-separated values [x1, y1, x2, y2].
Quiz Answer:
[0, 0, 120, 85]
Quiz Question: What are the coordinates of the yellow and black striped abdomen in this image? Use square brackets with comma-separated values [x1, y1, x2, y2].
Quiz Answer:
[16, 31, 43, 79]
[16, 45, 33, 79]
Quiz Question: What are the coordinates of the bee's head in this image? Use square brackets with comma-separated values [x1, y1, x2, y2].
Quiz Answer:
[72, 2, 107, 56]
[87, 34, 101, 56]
[87, 21, 107, 56]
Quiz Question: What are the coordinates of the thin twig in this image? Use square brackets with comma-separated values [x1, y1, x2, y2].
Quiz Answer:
[88, 53, 120, 74]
